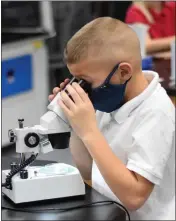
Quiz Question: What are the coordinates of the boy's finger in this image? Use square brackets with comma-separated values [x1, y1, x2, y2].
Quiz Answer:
[72, 82, 88, 102]
[60, 82, 65, 89]
[64, 78, 70, 84]
[48, 94, 54, 101]
[60, 79, 70, 90]
[53, 87, 60, 95]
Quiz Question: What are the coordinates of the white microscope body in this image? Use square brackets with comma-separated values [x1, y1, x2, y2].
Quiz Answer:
[2, 79, 86, 203]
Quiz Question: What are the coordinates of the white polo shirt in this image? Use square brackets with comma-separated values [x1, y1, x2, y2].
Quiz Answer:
[92, 71, 175, 220]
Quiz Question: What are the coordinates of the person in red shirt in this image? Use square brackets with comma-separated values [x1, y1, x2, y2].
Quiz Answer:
[125, 1, 175, 54]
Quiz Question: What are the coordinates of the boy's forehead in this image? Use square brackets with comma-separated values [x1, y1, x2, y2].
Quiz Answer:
[67, 57, 108, 76]
[67, 59, 95, 78]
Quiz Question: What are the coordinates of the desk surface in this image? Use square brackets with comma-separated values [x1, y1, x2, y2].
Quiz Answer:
[2, 157, 126, 221]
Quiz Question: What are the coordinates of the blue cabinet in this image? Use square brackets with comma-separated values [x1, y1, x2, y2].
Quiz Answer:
[2, 54, 33, 98]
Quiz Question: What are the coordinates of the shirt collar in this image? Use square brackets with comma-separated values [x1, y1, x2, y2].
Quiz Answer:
[111, 71, 160, 124]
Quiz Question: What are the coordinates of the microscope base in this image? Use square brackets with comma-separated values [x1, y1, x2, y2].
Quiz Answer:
[2, 163, 85, 204]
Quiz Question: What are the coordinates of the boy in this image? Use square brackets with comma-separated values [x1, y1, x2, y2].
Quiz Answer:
[49, 17, 175, 220]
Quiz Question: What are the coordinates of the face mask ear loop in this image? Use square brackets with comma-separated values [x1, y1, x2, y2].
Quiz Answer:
[124, 76, 132, 85]
[103, 64, 120, 86]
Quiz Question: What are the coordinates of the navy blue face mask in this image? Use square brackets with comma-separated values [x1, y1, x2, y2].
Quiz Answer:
[90, 63, 131, 113]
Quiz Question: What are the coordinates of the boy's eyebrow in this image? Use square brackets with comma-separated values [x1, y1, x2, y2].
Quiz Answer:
[80, 77, 92, 83]
[75, 75, 91, 82]
[70, 72, 91, 83]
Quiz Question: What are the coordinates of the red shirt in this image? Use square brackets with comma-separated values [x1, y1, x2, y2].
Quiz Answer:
[125, 2, 176, 39]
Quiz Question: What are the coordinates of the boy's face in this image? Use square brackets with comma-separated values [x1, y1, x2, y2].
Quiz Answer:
[67, 58, 131, 88]
[67, 59, 110, 88]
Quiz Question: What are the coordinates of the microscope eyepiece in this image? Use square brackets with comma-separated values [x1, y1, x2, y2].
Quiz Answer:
[18, 119, 24, 128]
[63, 77, 92, 100]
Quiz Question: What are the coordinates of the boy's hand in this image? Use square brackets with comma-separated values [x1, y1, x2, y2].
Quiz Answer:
[48, 79, 70, 102]
[58, 82, 99, 140]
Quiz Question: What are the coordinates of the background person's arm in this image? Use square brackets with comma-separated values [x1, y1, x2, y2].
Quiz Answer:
[146, 33, 175, 54]
[70, 131, 93, 181]
[125, 4, 175, 54]
[152, 51, 171, 60]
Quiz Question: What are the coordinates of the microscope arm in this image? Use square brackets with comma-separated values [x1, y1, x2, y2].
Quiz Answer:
[10, 109, 71, 155]
[38, 110, 71, 135]
[9, 87, 75, 154]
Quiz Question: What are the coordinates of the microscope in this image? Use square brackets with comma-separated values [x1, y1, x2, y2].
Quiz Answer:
[2, 78, 92, 204]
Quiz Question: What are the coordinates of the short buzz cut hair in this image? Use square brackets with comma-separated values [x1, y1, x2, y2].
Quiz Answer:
[64, 17, 141, 68]
[64, 17, 124, 64]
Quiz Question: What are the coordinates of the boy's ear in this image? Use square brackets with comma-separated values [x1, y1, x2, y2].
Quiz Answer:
[118, 63, 132, 83]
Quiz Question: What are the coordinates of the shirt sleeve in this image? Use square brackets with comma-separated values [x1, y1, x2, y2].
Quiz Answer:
[125, 5, 150, 25]
[126, 110, 175, 185]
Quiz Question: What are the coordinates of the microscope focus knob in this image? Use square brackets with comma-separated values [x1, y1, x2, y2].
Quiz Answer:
[8, 129, 16, 142]
[20, 170, 28, 179]
[24, 133, 40, 148]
